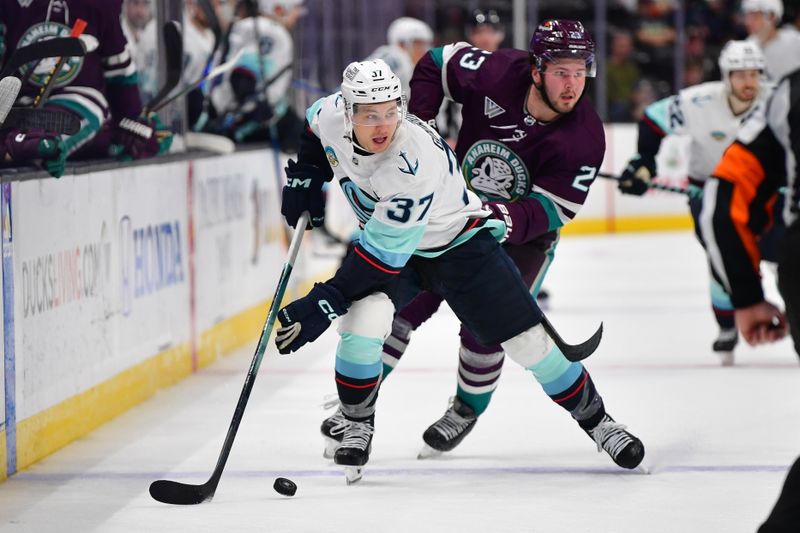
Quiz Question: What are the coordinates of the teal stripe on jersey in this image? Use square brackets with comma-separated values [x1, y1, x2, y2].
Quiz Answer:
[305, 96, 326, 130]
[644, 96, 674, 135]
[360, 218, 425, 268]
[413, 219, 505, 258]
[430, 47, 445, 69]
[106, 72, 139, 86]
[529, 192, 564, 232]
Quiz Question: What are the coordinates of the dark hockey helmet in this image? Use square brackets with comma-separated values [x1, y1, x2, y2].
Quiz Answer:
[469, 9, 502, 29]
[529, 20, 596, 77]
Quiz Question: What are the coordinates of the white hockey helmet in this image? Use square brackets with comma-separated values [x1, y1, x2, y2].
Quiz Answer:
[340, 59, 405, 147]
[741, 0, 784, 20]
[387, 17, 433, 46]
[719, 40, 765, 77]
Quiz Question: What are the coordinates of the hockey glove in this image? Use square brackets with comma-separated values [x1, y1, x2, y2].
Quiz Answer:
[484, 201, 514, 244]
[281, 159, 327, 229]
[618, 154, 656, 196]
[275, 282, 350, 354]
[1, 127, 67, 178]
[110, 112, 173, 161]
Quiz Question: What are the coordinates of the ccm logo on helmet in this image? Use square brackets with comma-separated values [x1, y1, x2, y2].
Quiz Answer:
[371, 86, 392, 92]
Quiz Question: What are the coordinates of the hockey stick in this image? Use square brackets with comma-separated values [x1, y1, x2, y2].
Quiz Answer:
[33, 19, 88, 108]
[0, 37, 86, 79]
[598, 171, 790, 197]
[0, 77, 22, 126]
[597, 172, 692, 195]
[2, 107, 80, 134]
[149, 212, 309, 505]
[150, 49, 244, 113]
[142, 21, 184, 114]
[184, 131, 235, 154]
[541, 316, 602, 362]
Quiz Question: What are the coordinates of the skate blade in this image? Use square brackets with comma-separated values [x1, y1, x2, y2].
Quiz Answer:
[635, 464, 651, 475]
[344, 466, 364, 485]
[717, 351, 734, 367]
[417, 444, 443, 460]
[323, 437, 340, 459]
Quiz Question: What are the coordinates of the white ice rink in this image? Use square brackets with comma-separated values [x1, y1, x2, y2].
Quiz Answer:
[0, 230, 797, 533]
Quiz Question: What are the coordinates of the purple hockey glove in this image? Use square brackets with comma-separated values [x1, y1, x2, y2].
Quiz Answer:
[1, 127, 67, 177]
[110, 113, 173, 161]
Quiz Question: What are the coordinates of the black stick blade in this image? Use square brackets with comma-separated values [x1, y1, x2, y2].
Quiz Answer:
[541, 317, 603, 362]
[143, 21, 184, 113]
[149, 479, 215, 505]
[4, 107, 80, 134]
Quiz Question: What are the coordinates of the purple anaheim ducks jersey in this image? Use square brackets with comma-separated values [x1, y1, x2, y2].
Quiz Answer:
[409, 43, 605, 244]
[1, 0, 143, 126]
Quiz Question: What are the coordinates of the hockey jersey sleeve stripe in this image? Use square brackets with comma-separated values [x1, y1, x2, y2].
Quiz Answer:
[104, 62, 138, 82]
[643, 96, 675, 136]
[102, 47, 132, 67]
[305, 96, 326, 137]
[441, 42, 471, 101]
[353, 246, 402, 275]
[530, 185, 582, 224]
[360, 217, 425, 268]
[529, 193, 564, 232]
[429, 46, 444, 69]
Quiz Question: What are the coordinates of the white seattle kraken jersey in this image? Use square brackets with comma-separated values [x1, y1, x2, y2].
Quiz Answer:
[367, 45, 414, 96]
[305, 93, 486, 263]
[643, 80, 772, 181]
[211, 16, 293, 115]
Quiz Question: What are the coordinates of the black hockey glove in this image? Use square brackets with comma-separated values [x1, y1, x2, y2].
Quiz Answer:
[281, 159, 327, 229]
[275, 283, 350, 354]
[618, 154, 656, 196]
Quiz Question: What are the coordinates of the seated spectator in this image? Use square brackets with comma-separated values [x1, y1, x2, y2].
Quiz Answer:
[0, 0, 172, 178]
[606, 29, 641, 122]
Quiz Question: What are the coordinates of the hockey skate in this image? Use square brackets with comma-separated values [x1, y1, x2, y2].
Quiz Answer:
[334, 418, 374, 485]
[418, 396, 477, 459]
[587, 414, 645, 470]
[713, 328, 738, 367]
[320, 401, 348, 459]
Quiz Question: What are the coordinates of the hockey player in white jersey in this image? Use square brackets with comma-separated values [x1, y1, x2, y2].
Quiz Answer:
[273, 59, 634, 483]
[743, 0, 800, 80]
[208, 0, 302, 147]
[618, 40, 781, 365]
[367, 17, 433, 96]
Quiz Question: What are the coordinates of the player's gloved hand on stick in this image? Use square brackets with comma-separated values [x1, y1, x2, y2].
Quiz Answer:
[110, 112, 172, 161]
[618, 154, 656, 196]
[1, 127, 67, 178]
[281, 159, 326, 229]
[276, 282, 350, 354]
[484, 201, 514, 244]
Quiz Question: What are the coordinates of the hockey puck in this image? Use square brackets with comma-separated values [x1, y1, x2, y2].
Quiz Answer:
[273, 477, 297, 497]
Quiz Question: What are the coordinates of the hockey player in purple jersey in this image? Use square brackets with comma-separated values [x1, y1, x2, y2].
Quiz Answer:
[0, 0, 171, 177]
[319, 20, 646, 470]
